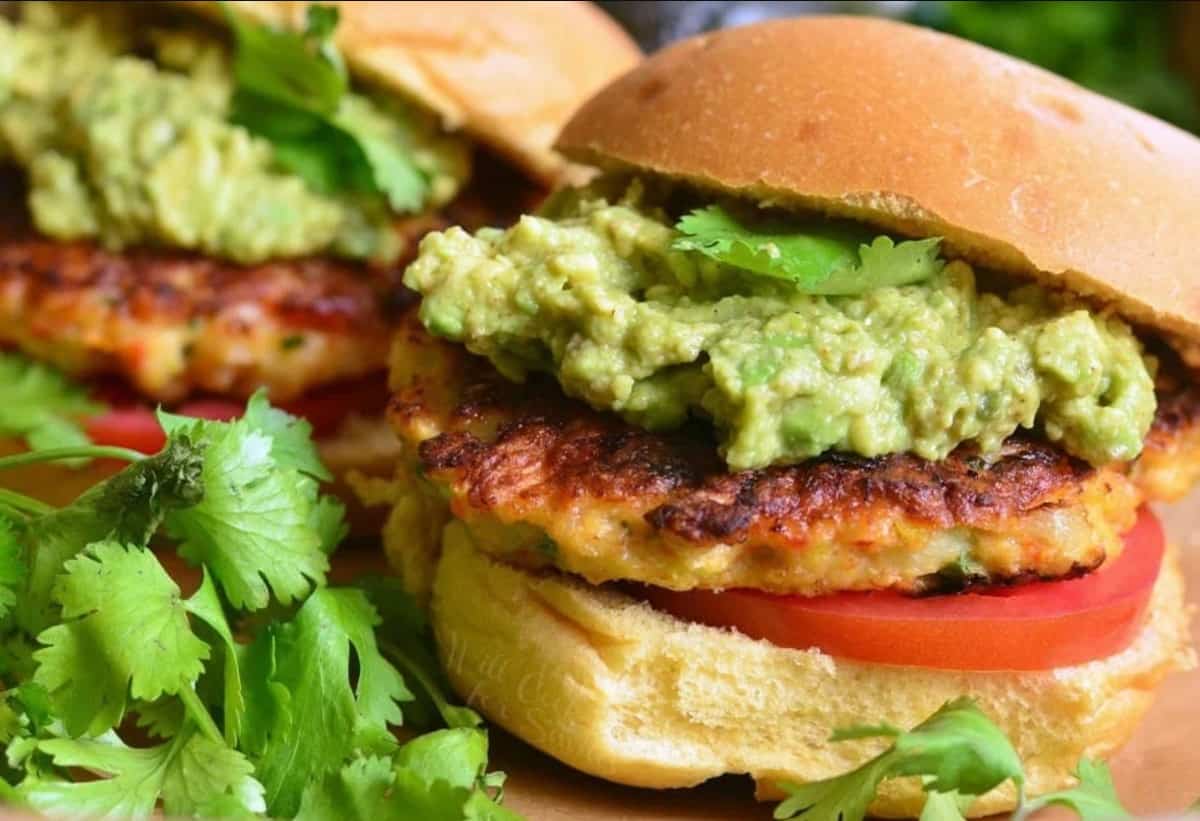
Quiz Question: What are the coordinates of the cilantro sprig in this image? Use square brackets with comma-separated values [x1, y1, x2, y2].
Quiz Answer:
[673, 205, 943, 294]
[0, 390, 516, 819]
[0, 354, 103, 454]
[225, 3, 430, 211]
[774, 699, 1135, 821]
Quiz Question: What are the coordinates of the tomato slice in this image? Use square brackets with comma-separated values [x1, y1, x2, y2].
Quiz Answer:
[175, 400, 244, 423]
[85, 408, 168, 455]
[83, 377, 387, 454]
[278, 378, 388, 436]
[85, 400, 244, 455]
[642, 508, 1165, 672]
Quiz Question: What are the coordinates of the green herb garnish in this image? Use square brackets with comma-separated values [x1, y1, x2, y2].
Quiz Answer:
[1014, 759, 1131, 821]
[0, 391, 515, 819]
[673, 205, 943, 294]
[0, 354, 102, 454]
[775, 698, 1136, 821]
[225, 3, 430, 211]
[774, 698, 1024, 821]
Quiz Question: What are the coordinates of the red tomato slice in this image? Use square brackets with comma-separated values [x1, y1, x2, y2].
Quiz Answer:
[84, 376, 387, 453]
[642, 508, 1165, 672]
[278, 378, 389, 436]
[85, 408, 168, 455]
[85, 401, 244, 455]
[175, 400, 243, 423]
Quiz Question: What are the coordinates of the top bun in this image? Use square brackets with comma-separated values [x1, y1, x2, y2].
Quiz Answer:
[177, 1, 641, 183]
[556, 17, 1200, 345]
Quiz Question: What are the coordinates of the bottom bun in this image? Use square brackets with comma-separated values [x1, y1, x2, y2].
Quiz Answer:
[431, 522, 1195, 818]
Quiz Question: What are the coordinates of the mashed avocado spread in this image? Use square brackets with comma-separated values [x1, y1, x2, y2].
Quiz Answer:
[0, 3, 469, 264]
[406, 181, 1157, 470]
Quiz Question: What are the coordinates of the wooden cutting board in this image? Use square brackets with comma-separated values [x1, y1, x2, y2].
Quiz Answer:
[496, 494, 1200, 820]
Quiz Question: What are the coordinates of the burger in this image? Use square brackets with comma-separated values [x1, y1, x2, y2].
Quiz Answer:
[0, 0, 638, 512]
[383, 17, 1200, 816]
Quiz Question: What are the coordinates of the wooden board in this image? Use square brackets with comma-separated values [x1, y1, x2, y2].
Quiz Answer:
[494, 494, 1200, 820]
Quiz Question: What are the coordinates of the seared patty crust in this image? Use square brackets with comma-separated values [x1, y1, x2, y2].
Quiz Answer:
[387, 311, 1200, 596]
[0, 232, 395, 402]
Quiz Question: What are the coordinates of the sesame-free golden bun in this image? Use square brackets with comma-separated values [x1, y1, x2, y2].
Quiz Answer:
[431, 522, 1195, 818]
[555, 16, 1200, 347]
[176, 1, 641, 184]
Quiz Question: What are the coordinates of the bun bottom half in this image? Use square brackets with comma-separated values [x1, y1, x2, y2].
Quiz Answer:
[431, 522, 1195, 818]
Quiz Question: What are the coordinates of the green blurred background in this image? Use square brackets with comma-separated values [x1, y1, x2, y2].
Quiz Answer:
[598, 1, 1200, 133]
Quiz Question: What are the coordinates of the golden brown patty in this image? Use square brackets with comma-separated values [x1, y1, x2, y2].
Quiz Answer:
[387, 312, 1200, 596]
[0, 150, 540, 403]
[0, 233, 395, 402]
[1133, 376, 1200, 501]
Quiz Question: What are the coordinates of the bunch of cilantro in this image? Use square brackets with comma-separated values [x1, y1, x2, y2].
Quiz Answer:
[0, 387, 518, 820]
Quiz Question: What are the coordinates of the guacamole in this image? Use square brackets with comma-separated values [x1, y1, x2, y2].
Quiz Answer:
[0, 3, 470, 264]
[406, 184, 1157, 470]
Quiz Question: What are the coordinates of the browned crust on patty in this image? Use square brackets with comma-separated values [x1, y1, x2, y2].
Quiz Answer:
[0, 230, 395, 401]
[387, 313, 1185, 594]
[0, 234, 392, 335]
[393, 311, 1200, 535]
[1129, 368, 1200, 501]
[418, 404, 1093, 548]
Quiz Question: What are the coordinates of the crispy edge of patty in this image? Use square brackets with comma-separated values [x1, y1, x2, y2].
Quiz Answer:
[384, 314, 1195, 596]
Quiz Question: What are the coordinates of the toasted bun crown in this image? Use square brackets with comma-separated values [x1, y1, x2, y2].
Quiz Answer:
[179, 1, 641, 183]
[556, 17, 1200, 343]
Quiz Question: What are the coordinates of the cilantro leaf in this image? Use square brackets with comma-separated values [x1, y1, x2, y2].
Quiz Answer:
[297, 731, 516, 821]
[134, 698, 186, 740]
[390, 729, 514, 821]
[241, 587, 411, 816]
[333, 100, 429, 213]
[162, 412, 330, 611]
[159, 389, 331, 482]
[775, 698, 1024, 821]
[296, 755, 398, 821]
[0, 517, 27, 621]
[888, 698, 1025, 796]
[240, 391, 332, 480]
[0, 633, 39, 685]
[225, 3, 429, 211]
[33, 542, 210, 737]
[673, 205, 943, 295]
[394, 727, 489, 791]
[919, 790, 974, 821]
[362, 576, 481, 731]
[312, 494, 350, 555]
[304, 3, 344, 77]
[20, 725, 265, 818]
[0, 354, 101, 453]
[184, 569, 245, 745]
[774, 755, 893, 821]
[16, 436, 205, 636]
[225, 2, 345, 116]
[1016, 759, 1130, 821]
[463, 788, 525, 821]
